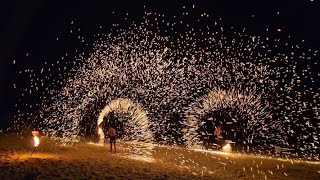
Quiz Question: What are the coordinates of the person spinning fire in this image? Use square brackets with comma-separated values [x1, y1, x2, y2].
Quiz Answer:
[108, 125, 117, 153]
[214, 124, 223, 138]
[107, 112, 117, 153]
[214, 124, 223, 149]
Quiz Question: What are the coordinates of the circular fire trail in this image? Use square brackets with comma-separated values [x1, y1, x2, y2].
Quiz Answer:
[184, 88, 270, 150]
[97, 98, 152, 143]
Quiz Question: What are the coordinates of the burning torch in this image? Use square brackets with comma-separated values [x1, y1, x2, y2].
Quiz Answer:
[29, 131, 40, 158]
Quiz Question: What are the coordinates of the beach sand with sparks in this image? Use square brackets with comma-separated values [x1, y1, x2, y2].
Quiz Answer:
[0, 134, 319, 179]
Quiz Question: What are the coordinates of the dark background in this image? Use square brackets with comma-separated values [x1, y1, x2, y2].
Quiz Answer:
[1, 0, 320, 130]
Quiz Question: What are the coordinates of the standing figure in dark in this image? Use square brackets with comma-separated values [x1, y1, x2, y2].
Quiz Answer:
[107, 111, 117, 153]
[214, 124, 223, 149]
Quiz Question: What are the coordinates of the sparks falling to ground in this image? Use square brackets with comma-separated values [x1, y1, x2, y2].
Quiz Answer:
[12, 5, 320, 164]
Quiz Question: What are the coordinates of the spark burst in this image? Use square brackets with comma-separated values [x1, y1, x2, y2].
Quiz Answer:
[13, 7, 320, 161]
[97, 98, 152, 142]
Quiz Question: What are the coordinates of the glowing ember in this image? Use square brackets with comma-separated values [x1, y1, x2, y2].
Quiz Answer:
[222, 143, 232, 152]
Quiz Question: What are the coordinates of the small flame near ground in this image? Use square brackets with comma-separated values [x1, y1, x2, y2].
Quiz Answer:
[32, 131, 40, 147]
[33, 136, 40, 147]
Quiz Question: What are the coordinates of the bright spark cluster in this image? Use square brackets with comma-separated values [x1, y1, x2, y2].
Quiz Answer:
[13, 7, 320, 161]
[97, 98, 152, 142]
[184, 88, 270, 149]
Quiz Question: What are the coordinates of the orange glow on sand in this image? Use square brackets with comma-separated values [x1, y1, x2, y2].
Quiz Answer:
[13, 153, 58, 160]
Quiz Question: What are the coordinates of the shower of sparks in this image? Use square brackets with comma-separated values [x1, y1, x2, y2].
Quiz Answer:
[184, 88, 271, 149]
[97, 98, 152, 142]
[13, 5, 320, 165]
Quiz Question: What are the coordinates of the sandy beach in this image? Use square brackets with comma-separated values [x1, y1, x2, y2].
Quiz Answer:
[0, 134, 319, 179]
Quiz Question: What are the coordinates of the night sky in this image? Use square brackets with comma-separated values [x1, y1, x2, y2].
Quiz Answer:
[1, 0, 320, 130]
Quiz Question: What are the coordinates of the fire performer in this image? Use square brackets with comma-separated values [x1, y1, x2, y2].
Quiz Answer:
[108, 125, 117, 153]
[214, 124, 222, 137]
[107, 112, 117, 153]
[214, 124, 223, 149]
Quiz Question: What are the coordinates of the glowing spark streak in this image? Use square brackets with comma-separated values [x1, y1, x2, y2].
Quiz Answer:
[87, 142, 104, 146]
[192, 148, 233, 156]
[98, 127, 105, 145]
[98, 127, 102, 134]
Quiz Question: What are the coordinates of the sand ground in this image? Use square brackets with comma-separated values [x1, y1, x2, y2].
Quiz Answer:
[0, 134, 319, 179]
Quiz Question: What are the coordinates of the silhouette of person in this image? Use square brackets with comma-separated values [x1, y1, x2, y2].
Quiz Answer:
[108, 112, 117, 153]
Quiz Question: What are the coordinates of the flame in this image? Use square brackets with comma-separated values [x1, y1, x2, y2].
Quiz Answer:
[98, 127, 102, 135]
[32, 131, 40, 147]
[33, 136, 40, 147]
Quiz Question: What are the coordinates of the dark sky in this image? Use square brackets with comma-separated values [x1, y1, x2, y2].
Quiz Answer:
[1, 0, 320, 129]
